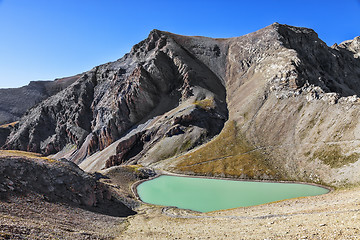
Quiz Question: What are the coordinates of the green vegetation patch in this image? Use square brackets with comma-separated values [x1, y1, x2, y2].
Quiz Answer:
[124, 164, 143, 173]
[193, 98, 215, 111]
[173, 121, 277, 179]
[312, 145, 360, 168]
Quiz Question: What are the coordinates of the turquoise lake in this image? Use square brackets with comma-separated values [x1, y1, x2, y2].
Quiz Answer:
[137, 175, 330, 213]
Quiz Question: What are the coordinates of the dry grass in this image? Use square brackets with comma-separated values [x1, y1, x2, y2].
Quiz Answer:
[311, 145, 360, 168]
[193, 98, 215, 111]
[0, 150, 56, 162]
[123, 164, 143, 173]
[0, 121, 18, 128]
[173, 121, 277, 179]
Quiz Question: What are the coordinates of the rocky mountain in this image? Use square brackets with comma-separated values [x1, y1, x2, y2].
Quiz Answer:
[3, 23, 360, 187]
[0, 150, 135, 217]
[0, 74, 80, 125]
[337, 36, 360, 58]
[3, 29, 228, 165]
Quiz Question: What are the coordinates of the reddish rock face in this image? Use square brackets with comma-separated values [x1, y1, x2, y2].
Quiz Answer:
[105, 133, 142, 168]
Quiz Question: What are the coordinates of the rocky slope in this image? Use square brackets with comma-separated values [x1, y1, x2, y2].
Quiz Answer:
[0, 150, 135, 217]
[0, 74, 80, 125]
[3, 23, 360, 187]
[3, 29, 228, 167]
[0, 150, 138, 239]
[0, 126, 11, 147]
[157, 24, 360, 186]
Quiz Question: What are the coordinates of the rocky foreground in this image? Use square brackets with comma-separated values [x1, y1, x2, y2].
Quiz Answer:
[0, 150, 138, 239]
[1, 156, 360, 239]
[0, 150, 360, 239]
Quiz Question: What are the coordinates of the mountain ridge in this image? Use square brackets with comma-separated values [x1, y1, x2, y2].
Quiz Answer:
[0, 74, 81, 125]
[3, 23, 360, 186]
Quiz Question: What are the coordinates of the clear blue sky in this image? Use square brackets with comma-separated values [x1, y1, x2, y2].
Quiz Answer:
[1, 0, 360, 88]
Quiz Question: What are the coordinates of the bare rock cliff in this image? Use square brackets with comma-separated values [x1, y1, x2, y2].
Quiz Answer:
[4, 29, 228, 167]
[0, 75, 80, 125]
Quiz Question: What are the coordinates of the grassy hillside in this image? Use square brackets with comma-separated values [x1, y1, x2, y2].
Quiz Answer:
[172, 121, 279, 179]
[0, 150, 53, 161]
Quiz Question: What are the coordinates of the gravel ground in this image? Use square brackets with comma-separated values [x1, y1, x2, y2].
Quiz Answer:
[2, 171, 360, 239]
[0, 193, 129, 239]
[118, 187, 360, 239]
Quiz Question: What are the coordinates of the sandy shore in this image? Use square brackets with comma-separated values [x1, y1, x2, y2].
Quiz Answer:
[119, 185, 360, 239]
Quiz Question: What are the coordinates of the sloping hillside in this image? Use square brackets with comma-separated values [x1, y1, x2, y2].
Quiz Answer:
[0, 150, 137, 239]
[167, 24, 360, 186]
[3, 23, 360, 187]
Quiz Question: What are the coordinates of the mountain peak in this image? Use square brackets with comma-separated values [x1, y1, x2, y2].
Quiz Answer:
[339, 35, 360, 58]
[2, 24, 360, 186]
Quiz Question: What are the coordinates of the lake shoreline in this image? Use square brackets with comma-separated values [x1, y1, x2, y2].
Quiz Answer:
[131, 169, 332, 211]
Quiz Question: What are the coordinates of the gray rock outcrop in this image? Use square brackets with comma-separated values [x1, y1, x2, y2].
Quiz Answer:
[3, 29, 228, 166]
[0, 127, 11, 147]
[0, 75, 80, 125]
[0, 155, 135, 216]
